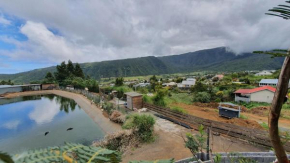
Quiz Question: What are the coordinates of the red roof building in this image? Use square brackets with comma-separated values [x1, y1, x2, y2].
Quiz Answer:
[234, 86, 281, 103]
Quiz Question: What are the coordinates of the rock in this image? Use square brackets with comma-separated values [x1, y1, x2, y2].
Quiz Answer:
[109, 110, 125, 123]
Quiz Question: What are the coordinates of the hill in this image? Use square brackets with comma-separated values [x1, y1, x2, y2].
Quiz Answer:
[0, 47, 284, 83]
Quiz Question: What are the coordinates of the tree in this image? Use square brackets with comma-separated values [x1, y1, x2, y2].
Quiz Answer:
[253, 2, 290, 162]
[190, 81, 208, 93]
[193, 92, 211, 103]
[43, 72, 55, 83]
[54, 61, 68, 85]
[67, 60, 75, 76]
[74, 63, 85, 79]
[115, 77, 124, 86]
[150, 75, 158, 82]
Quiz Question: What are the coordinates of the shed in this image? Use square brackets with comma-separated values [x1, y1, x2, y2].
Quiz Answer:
[125, 92, 143, 110]
[41, 84, 58, 90]
[218, 102, 241, 119]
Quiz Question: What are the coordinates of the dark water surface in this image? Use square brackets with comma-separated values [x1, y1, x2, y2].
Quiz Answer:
[0, 94, 104, 154]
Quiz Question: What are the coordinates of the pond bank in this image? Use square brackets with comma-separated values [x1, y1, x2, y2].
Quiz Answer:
[3, 90, 121, 135]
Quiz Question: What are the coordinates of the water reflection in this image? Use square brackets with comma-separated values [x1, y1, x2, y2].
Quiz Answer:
[0, 94, 104, 154]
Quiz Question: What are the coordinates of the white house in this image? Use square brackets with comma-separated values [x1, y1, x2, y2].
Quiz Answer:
[255, 70, 273, 76]
[162, 82, 177, 87]
[234, 86, 282, 103]
[177, 78, 196, 89]
[133, 83, 150, 88]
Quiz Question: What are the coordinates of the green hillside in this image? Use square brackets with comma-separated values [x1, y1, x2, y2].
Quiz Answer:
[0, 47, 284, 84]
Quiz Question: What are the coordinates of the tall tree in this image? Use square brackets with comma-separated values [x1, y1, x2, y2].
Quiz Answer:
[254, 2, 290, 162]
[54, 61, 68, 85]
[43, 72, 55, 83]
[67, 60, 75, 76]
[74, 63, 85, 79]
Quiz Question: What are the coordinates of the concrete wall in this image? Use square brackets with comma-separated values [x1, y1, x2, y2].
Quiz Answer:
[250, 90, 274, 103]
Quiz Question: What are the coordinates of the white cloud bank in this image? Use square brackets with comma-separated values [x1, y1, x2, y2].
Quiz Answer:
[0, 0, 290, 65]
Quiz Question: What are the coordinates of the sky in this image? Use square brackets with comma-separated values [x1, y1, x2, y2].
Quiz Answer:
[0, 0, 290, 74]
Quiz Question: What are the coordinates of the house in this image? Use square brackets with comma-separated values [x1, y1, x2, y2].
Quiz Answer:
[0, 84, 41, 95]
[162, 82, 177, 87]
[125, 92, 143, 109]
[234, 86, 282, 103]
[255, 70, 274, 76]
[258, 79, 290, 87]
[214, 74, 224, 80]
[133, 83, 150, 88]
[66, 85, 74, 90]
[177, 78, 196, 89]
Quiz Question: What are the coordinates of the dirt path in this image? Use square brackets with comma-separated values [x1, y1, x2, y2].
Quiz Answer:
[121, 117, 267, 162]
[3, 90, 121, 134]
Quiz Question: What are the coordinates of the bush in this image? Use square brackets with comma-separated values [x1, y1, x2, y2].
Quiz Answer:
[170, 106, 187, 114]
[102, 102, 115, 114]
[193, 92, 211, 103]
[122, 114, 155, 142]
[152, 89, 168, 107]
[142, 95, 152, 103]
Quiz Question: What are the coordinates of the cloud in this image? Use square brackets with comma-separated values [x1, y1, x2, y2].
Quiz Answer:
[0, 0, 289, 68]
[0, 14, 10, 25]
[29, 99, 59, 124]
[1, 120, 21, 129]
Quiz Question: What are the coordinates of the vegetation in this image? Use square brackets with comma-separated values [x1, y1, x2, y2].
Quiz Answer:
[193, 92, 211, 103]
[115, 77, 124, 86]
[183, 125, 207, 161]
[123, 114, 155, 143]
[170, 106, 187, 114]
[0, 79, 14, 85]
[238, 102, 270, 110]
[152, 89, 167, 107]
[0, 143, 121, 163]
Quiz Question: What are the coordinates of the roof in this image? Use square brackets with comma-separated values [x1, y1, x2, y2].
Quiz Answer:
[125, 92, 142, 97]
[181, 79, 196, 85]
[234, 86, 276, 94]
[259, 79, 278, 84]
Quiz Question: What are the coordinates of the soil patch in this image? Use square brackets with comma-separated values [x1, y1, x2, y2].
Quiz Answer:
[173, 103, 264, 130]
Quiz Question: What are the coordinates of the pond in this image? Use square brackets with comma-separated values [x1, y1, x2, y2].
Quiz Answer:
[0, 94, 105, 154]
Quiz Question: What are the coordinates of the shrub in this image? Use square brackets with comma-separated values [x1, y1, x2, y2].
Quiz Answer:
[184, 125, 207, 161]
[142, 95, 152, 103]
[260, 122, 269, 130]
[102, 102, 115, 114]
[122, 114, 155, 142]
[170, 106, 187, 114]
[193, 92, 211, 103]
[152, 89, 168, 107]
[240, 114, 248, 120]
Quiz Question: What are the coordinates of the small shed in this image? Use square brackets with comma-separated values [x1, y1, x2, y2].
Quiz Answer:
[41, 84, 58, 90]
[218, 102, 241, 119]
[125, 92, 143, 110]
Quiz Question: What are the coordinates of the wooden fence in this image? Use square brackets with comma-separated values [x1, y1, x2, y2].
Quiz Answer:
[143, 102, 290, 151]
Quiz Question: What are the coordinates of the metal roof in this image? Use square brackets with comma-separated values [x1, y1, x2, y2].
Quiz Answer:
[259, 79, 278, 84]
[234, 86, 276, 94]
[125, 92, 142, 97]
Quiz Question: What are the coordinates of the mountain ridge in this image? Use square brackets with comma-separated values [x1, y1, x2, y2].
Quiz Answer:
[0, 47, 284, 83]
